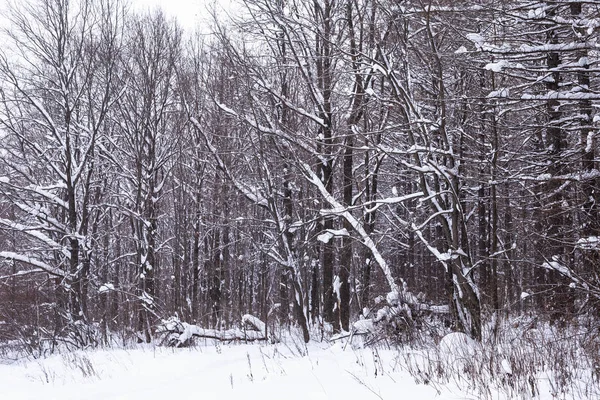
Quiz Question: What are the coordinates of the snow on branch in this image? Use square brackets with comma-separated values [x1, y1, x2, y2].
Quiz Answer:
[0, 252, 66, 278]
[0, 218, 70, 259]
[301, 162, 400, 294]
[188, 115, 269, 208]
[362, 192, 424, 214]
[317, 228, 349, 244]
[216, 95, 317, 157]
[515, 170, 600, 183]
[412, 223, 452, 269]
[0, 268, 46, 280]
[577, 236, 600, 251]
[250, 76, 326, 126]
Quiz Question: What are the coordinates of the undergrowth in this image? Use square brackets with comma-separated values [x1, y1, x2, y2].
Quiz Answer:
[376, 316, 600, 400]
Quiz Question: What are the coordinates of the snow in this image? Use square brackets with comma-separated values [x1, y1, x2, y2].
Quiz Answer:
[160, 315, 268, 345]
[0, 342, 447, 400]
[522, 91, 600, 101]
[0, 343, 441, 399]
[541, 260, 571, 277]
[216, 102, 238, 116]
[578, 56, 590, 67]
[352, 319, 374, 334]
[438, 332, 479, 368]
[586, 131, 595, 153]
[501, 358, 513, 375]
[0, 219, 69, 258]
[518, 42, 592, 54]
[316, 228, 348, 244]
[0, 176, 9, 183]
[0, 334, 576, 400]
[98, 283, 115, 294]
[370, 62, 388, 76]
[488, 88, 510, 98]
[317, 232, 333, 244]
[242, 314, 266, 335]
[466, 33, 484, 45]
[386, 291, 399, 306]
[537, 173, 552, 181]
[0, 333, 590, 400]
[180, 324, 263, 344]
[0, 252, 66, 278]
[485, 60, 509, 73]
[454, 45, 467, 54]
[25, 185, 69, 210]
[577, 236, 600, 250]
[528, 7, 546, 20]
[140, 291, 154, 305]
[333, 275, 341, 305]
[189, 117, 269, 208]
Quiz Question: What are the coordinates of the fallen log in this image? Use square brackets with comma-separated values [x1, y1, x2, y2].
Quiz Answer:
[158, 314, 268, 346]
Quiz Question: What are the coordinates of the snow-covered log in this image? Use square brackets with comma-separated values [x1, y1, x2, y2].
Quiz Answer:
[158, 315, 268, 346]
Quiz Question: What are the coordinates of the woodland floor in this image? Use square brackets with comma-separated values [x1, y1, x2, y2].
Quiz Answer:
[0, 331, 581, 400]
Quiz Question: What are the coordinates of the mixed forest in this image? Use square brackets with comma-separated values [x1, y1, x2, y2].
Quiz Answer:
[0, 0, 599, 356]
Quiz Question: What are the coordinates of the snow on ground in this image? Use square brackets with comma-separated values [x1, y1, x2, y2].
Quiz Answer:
[0, 340, 455, 400]
[0, 336, 579, 400]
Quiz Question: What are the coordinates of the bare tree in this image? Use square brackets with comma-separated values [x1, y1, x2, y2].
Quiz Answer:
[0, 0, 124, 344]
[112, 10, 182, 342]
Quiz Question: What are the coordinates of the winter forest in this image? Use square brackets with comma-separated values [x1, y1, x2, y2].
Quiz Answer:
[1, 0, 600, 398]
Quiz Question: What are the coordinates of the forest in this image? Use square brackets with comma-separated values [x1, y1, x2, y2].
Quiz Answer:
[0, 1, 599, 394]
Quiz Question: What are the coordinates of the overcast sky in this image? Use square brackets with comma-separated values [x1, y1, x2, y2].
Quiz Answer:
[132, 0, 203, 29]
[132, 0, 233, 30]
[0, 0, 235, 32]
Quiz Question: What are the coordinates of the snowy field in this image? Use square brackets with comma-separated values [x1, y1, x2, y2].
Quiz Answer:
[0, 334, 587, 400]
[0, 341, 437, 400]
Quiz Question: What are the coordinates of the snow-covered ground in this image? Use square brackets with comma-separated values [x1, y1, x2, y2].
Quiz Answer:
[0, 341, 433, 400]
[0, 335, 591, 400]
